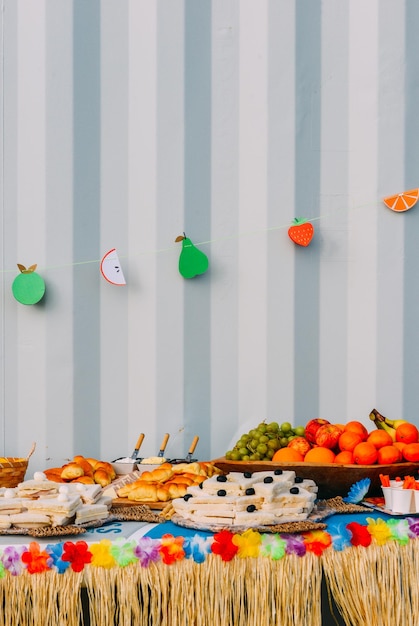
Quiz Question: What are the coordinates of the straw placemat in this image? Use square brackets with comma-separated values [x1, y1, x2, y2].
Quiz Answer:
[109, 505, 164, 523]
[0, 525, 87, 537]
[316, 496, 371, 514]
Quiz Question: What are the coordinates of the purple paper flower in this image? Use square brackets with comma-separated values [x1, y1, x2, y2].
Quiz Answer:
[282, 533, 307, 557]
[2, 546, 25, 576]
[407, 517, 419, 537]
[134, 537, 161, 567]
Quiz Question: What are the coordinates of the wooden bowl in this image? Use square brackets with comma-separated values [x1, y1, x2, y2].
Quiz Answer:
[212, 457, 419, 499]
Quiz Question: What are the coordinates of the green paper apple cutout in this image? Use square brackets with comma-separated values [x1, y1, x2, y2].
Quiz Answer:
[175, 234, 209, 278]
[12, 264, 46, 305]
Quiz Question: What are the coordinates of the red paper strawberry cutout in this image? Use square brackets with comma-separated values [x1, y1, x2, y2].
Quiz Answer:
[288, 218, 314, 247]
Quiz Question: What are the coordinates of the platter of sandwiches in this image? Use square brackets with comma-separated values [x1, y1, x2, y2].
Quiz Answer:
[0, 473, 113, 534]
[170, 469, 327, 532]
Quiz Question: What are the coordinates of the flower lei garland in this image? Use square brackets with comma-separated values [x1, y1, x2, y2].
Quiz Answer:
[0, 517, 418, 576]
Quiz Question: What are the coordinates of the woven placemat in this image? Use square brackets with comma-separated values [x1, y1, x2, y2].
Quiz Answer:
[171, 514, 327, 534]
[109, 505, 164, 523]
[317, 496, 371, 514]
[0, 525, 87, 537]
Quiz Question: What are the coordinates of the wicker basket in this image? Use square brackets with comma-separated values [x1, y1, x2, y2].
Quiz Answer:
[0, 442, 35, 488]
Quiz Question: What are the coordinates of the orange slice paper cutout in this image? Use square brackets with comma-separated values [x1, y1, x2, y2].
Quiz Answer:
[383, 188, 419, 212]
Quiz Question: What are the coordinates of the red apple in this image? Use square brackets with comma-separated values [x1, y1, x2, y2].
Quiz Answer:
[288, 437, 312, 457]
[304, 418, 331, 445]
[315, 424, 344, 450]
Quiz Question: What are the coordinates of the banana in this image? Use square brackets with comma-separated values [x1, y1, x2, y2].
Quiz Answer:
[376, 420, 397, 442]
[370, 408, 407, 430]
[369, 408, 397, 440]
[385, 418, 408, 429]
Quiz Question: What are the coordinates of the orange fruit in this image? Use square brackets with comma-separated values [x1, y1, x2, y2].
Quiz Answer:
[367, 429, 394, 449]
[383, 188, 419, 212]
[402, 443, 419, 462]
[334, 450, 354, 464]
[393, 441, 407, 454]
[395, 423, 419, 444]
[377, 445, 402, 465]
[272, 447, 304, 462]
[343, 421, 369, 441]
[353, 442, 378, 465]
[338, 430, 363, 452]
[304, 447, 336, 464]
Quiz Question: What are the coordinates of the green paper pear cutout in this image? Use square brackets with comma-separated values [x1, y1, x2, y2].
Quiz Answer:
[12, 264, 46, 305]
[175, 234, 209, 279]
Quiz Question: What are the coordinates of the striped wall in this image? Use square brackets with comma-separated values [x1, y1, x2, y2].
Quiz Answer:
[1, 0, 419, 472]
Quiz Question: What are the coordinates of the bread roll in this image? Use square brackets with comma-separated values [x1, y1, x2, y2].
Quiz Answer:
[166, 482, 188, 499]
[148, 467, 174, 482]
[61, 463, 84, 481]
[73, 456, 94, 477]
[93, 469, 112, 487]
[85, 458, 99, 469]
[156, 485, 171, 502]
[127, 483, 158, 502]
[94, 461, 116, 481]
[44, 468, 66, 483]
[168, 475, 194, 486]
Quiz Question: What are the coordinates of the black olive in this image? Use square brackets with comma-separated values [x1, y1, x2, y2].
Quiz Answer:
[295, 476, 303, 483]
[245, 488, 255, 496]
[183, 494, 193, 501]
[217, 489, 227, 497]
[290, 487, 299, 494]
[199, 482, 203, 489]
[217, 475, 227, 482]
[263, 476, 273, 483]
[244, 472, 252, 478]
[246, 505, 256, 512]
[274, 469, 283, 475]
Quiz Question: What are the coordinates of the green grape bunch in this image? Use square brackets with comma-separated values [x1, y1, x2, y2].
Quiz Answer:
[225, 421, 306, 462]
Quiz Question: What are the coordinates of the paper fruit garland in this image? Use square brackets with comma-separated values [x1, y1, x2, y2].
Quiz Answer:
[288, 218, 314, 247]
[12, 264, 46, 305]
[383, 188, 419, 212]
[175, 234, 209, 278]
[100, 248, 126, 285]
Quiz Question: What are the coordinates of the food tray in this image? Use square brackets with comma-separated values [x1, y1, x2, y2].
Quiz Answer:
[361, 497, 419, 518]
[171, 515, 327, 534]
[212, 458, 419, 499]
[171, 503, 334, 534]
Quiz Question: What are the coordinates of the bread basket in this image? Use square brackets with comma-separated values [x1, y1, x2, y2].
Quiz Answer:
[0, 442, 35, 488]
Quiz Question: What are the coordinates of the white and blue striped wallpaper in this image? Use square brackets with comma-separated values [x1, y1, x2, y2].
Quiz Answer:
[1, 0, 419, 472]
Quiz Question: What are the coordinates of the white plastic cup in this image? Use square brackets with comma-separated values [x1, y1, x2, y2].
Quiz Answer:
[391, 488, 414, 514]
[381, 486, 392, 510]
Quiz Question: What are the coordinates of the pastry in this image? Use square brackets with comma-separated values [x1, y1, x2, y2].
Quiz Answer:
[61, 463, 85, 481]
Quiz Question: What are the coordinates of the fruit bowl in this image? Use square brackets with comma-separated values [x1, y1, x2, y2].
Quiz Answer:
[212, 457, 419, 499]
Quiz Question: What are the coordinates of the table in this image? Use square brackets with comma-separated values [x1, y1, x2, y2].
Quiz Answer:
[0, 510, 416, 626]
